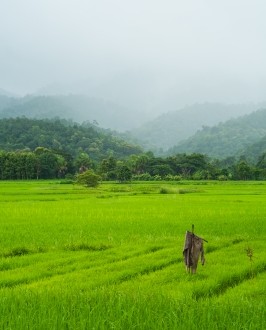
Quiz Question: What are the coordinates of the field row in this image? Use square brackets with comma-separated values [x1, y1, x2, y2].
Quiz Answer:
[1, 239, 265, 300]
[0, 181, 265, 329]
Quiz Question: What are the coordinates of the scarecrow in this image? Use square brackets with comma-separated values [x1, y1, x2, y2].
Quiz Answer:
[183, 225, 207, 273]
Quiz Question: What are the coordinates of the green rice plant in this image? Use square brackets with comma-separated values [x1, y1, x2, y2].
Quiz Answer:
[63, 243, 112, 251]
[3, 246, 32, 258]
[0, 180, 265, 329]
[159, 187, 178, 194]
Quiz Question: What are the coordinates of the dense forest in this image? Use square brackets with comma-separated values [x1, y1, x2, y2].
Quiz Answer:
[0, 147, 266, 181]
[1, 94, 265, 151]
[0, 118, 265, 181]
[170, 108, 266, 160]
[128, 103, 265, 151]
[0, 117, 142, 160]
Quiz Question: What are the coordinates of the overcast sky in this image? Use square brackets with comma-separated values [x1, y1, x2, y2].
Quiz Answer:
[1, 0, 266, 111]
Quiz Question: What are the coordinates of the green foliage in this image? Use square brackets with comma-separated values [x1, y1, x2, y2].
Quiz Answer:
[165, 174, 182, 181]
[0, 117, 142, 160]
[132, 172, 152, 181]
[116, 164, 132, 182]
[257, 153, 266, 169]
[0, 149, 70, 180]
[159, 187, 178, 194]
[129, 103, 262, 151]
[98, 156, 118, 180]
[1, 117, 266, 181]
[233, 160, 253, 180]
[170, 108, 266, 159]
[76, 169, 101, 187]
[74, 152, 94, 173]
[1, 148, 266, 181]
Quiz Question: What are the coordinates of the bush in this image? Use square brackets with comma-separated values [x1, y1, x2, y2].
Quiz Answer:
[132, 173, 152, 181]
[65, 173, 75, 180]
[218, 175, 228, 181]
[159, 187, 177, 194]
[165, 174, 182, 181]
[76, 169, 101, 187]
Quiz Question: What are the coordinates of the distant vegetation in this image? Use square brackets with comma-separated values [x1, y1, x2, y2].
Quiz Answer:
[0, 117, 143, 180]
[128, 103, 265, 151]
[1, 95, 265, 150]
[0, 95, 18, 111]
[170, 108, 266, 160]
[0, 117, 142, 159]
[1, 103, 266, 181]
[0, 94, 149, 130]
[0, 117, 266, 181]
[244, 135, 266, 161]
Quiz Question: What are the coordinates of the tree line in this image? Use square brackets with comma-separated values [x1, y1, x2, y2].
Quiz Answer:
[0, 148, 265, 181]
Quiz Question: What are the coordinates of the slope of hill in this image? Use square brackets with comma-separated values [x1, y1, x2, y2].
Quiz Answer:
[0, 95, 149, 131]
[0, 88, 18, 98]
[0, 96, 73, 119]
[168, 108, 266, 159]
[129, 103, 265, 151]
[0, 117, 142, 160]
[0, 95, 18, 112]
[243, 135, 266, 161]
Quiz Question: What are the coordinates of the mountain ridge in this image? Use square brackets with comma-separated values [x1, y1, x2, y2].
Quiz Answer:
[169, 108, 266, 160]
[128, 102, 266, 151]
[0, 94, 151, 131]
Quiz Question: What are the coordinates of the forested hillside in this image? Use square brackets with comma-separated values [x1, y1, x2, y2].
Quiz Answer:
[128, 103, 264, 151]
[244, 135, 266, 161]
[1, 95, 264, 144]
[0, 95, 18, 112]
[0, 95, 149, 131]
[0, 117, 142, 160]
[1, 117, 266, 181]
[169, 108, 266, 159]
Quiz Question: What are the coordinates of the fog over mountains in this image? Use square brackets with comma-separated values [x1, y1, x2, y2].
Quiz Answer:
[169, 108, 266, 160]
[0, 94, 147, 131]
[0, 90, 265, 161]
[1, 1, 266, 161]
[1, 1, 266, 108]
[128, 102, 266, 151]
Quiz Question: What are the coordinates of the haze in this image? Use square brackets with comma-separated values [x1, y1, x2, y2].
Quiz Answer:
[1, 0, 266, 115]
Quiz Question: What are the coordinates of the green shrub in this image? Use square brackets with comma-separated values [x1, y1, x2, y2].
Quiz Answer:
[76, 169, 101, 187]
[132, 173, 152, 181]
[159, 187, 178, 194]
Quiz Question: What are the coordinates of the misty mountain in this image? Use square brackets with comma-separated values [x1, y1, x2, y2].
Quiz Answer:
[37, 71, 166, 116]
[0, 94, 18, 112]
[128, 103, 266, 151]
[243, 135, 266, 161]
[0, 88, 19, 98]
[168, 108, 266, 159]
[0, 94, 150, 131]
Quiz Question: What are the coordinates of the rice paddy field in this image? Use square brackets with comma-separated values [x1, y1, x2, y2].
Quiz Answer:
[0, 180, 265, 330]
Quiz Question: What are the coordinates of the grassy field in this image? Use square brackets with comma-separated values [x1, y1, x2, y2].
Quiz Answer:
[0, 180, 265, 329]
